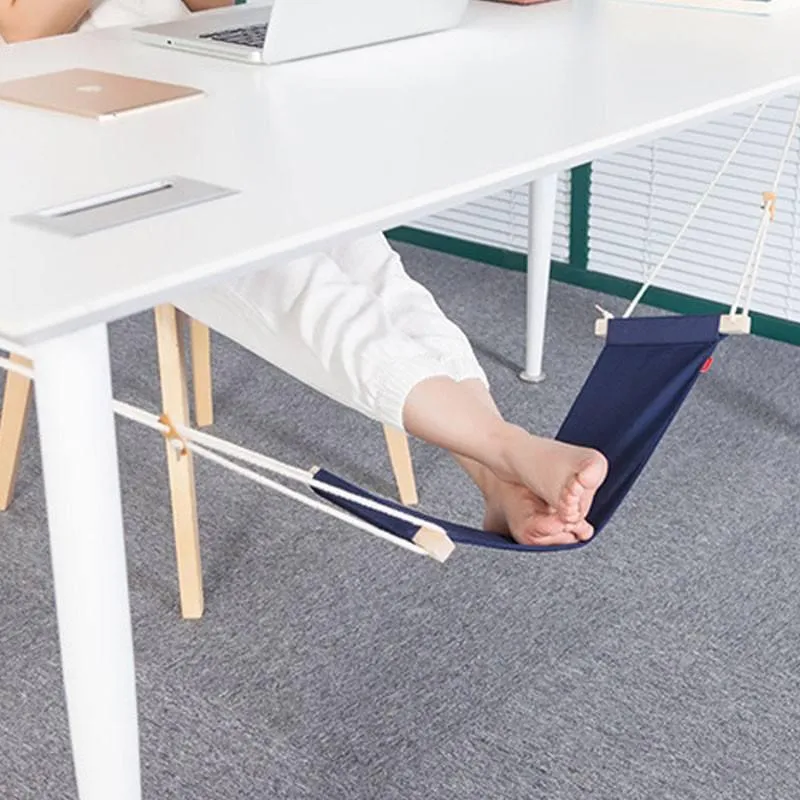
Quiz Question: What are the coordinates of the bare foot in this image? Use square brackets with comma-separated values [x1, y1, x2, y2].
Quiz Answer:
[479, 468, 594, 546]
[402, 376, 606, 525]
[486, 425, 608, 525]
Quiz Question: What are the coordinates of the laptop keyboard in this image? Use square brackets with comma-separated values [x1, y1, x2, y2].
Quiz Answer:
[199, 22, 268, 49]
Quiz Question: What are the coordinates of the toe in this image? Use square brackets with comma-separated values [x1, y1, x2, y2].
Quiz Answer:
[572, 452, 608, 518]
[571, 519, 594, 542]
[517, 511, 585, 546]
[523, 529, 580, 546]
[577, 451, 608, 491]
[520, 511, 566, 540]
[558, 480, 583, 523]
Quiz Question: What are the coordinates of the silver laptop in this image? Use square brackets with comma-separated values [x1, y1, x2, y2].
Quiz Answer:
[134, 0, 470, 65]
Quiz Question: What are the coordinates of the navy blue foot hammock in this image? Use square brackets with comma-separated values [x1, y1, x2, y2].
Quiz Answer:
[311, 314, 726, 553]
[311, 93, 800, 557]
[111, 102, 784, 562]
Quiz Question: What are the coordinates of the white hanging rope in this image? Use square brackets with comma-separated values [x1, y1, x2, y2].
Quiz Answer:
[621, 96, 800, 323]
[0, 355, 33, 380]
[0, 338, 31, 359]
[743, 215, 772, 316]
[0, 354, 452, 559]
[112, 399, 453, 560]
[730, 205, 771, 315]
[112, 401, 449, 537]
[185, 440, 430, 558]
[738, 96, 800, 316]
[622, 102, 768, 319]
[123, 397, 432, 558]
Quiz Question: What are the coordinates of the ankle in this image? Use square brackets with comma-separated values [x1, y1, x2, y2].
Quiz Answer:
[483, 422, 528, 480]
[453, 452, 495, 499]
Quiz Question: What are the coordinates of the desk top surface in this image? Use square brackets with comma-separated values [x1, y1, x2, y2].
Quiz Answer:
[3, 0, 800, 344]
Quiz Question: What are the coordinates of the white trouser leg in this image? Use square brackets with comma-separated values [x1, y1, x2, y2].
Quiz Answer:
[325, 235, 487, 385]
[174, 235, 486, 431]
[31, 325, 141, 800]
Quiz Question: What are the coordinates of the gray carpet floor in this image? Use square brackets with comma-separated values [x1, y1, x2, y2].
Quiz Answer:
[2, 243, 800, 799]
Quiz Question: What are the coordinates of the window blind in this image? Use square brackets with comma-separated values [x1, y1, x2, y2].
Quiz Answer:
[589, 95, 800, 320]
[411, 174, 572, 264]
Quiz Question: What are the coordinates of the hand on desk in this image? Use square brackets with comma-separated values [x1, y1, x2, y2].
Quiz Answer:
[0, 0, 231, 44]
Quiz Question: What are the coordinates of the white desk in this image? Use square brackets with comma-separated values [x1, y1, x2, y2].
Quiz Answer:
[3, 1, 800, 797]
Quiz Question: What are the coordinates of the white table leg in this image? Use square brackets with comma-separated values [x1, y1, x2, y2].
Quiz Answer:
[31, 324, 141, 800]
[520, 174, 558, 383]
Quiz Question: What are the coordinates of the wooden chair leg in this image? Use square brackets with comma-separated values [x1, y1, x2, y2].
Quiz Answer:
[190, 318, 214, 428]
[0, 354, 33, 511]
[383, 425, 418, 506]
[154, 305, 204, 619]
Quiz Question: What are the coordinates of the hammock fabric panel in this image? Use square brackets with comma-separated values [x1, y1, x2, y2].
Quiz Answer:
[313, 315, 724, 552]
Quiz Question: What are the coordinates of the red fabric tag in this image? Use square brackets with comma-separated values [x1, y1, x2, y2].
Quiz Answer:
[700, 357, 713, 374]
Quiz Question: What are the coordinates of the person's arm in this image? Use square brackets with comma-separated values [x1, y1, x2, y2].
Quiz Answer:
[0, 0, 90, 43]
[183, 0, 235, 10]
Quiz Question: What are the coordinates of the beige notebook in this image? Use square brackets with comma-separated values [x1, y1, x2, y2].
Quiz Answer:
[0, 68, 203, 120]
